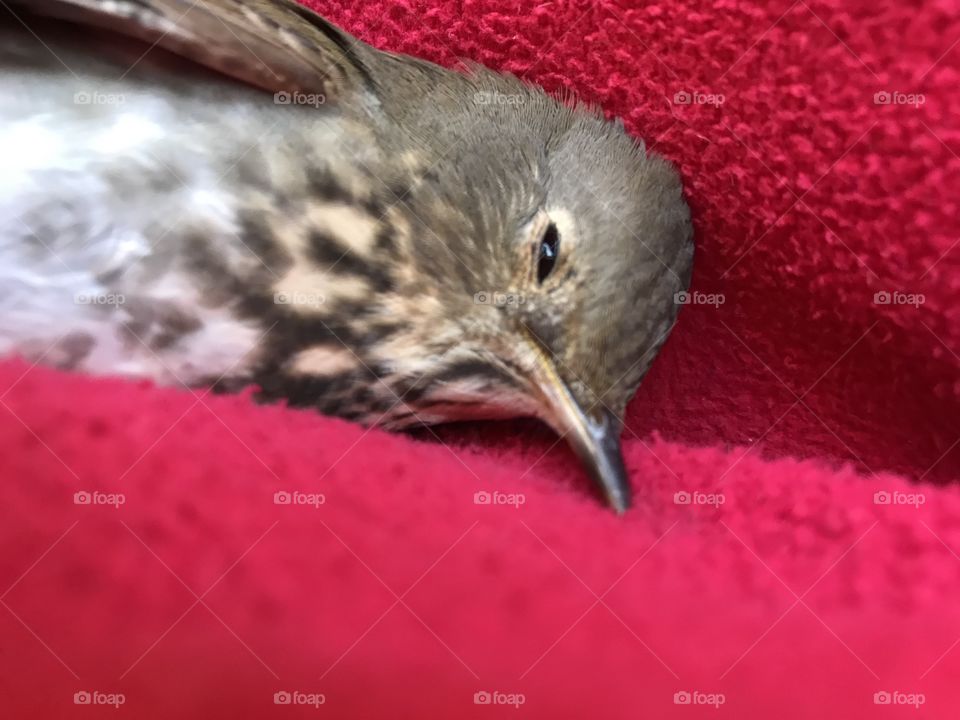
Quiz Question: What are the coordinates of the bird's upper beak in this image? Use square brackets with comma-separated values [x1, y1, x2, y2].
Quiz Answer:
[522, 338, 632, 514]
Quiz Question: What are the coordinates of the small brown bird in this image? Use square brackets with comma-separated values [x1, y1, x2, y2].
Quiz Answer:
[0, 0, 693, 512]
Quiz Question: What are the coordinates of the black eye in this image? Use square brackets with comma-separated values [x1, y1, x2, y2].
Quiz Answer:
[537, 223, 560, 284]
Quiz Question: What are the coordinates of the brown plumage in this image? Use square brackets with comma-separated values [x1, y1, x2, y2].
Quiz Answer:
[0, 0, 693, 512]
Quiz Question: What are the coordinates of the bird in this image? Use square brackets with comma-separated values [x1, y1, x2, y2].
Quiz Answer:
[0, 0, 693, 513]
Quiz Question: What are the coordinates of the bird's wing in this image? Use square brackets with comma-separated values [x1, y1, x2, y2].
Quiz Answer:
[6, 0, 376, 102]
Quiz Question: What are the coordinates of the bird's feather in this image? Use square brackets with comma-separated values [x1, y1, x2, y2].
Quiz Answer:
[0, 7, 386, 387]
[6, 0, 376, 102]
[0, 0, 693, 511]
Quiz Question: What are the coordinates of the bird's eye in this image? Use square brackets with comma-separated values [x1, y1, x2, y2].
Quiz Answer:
[537, 222, 560, 284]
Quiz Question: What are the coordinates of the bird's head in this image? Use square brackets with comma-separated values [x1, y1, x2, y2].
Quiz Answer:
[354, 70, 694, 512]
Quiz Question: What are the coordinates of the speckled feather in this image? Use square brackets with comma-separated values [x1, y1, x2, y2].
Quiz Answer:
[0, 0, 693, 508]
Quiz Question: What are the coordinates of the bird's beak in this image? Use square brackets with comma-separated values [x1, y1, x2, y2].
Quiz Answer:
[523, 341, 632, 514]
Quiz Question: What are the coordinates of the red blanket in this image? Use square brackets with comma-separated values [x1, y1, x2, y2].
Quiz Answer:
[3, 0, 959, 717]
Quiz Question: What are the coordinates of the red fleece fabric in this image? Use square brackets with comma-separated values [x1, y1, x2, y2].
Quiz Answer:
[3, 0, 960, 717]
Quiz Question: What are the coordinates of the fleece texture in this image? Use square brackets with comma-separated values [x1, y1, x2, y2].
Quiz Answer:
[2, 0, 960, 717]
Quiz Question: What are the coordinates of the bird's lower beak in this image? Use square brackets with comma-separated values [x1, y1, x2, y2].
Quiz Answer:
[524, 344, 632, 514]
